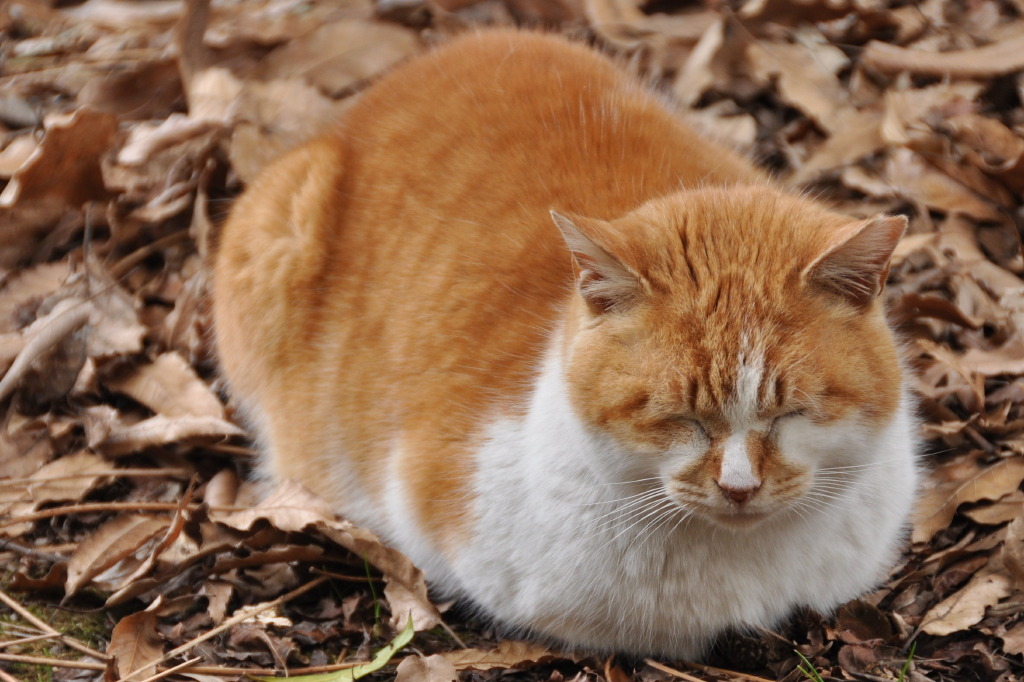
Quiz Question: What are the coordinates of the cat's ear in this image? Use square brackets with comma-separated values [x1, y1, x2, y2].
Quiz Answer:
[550, 210, 639, 313]
[804, 215, 907, 307]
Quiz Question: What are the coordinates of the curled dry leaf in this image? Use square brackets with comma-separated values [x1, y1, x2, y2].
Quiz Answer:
[217, 479, 336, 534]
[318, 520, 441, 631]
[1001, 516, 1024, 588]
[217, 481, 441, 630]
[94, 413, 245, 457]
[1002, 621, 1024, 656]
[439, 640, 562, 671]
[108, 609, 164, 680]
[0, 136, 39, 178]
[0, 109, 117, 208]
[257, 19, 420, 96]
[0, 297, 91, 403]
[920, 569, 1011, 636]
[746, 36, 848, 133]
[106, 351, 225, 420]
[884, 149, 1004, 222]
[0, 261, 71, 334]
[861, 33, 1024, 78]
[65, 514, 171, 598]
[395, 653, 460, 682]
[200, 581, 234, 625]
[0, 450, 115, 537]
[913, 455, 1024, 543]
[962, 490, 1024, 525]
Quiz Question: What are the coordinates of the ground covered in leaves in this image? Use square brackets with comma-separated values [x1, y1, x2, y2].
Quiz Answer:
[2, 0, 1024, 680]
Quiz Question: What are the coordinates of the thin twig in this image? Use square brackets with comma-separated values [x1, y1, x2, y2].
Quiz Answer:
[156, 661, 368, 677]
[0, 633, 60, 649]
[0, 299, 91, 403]
[439, 620, 468, 650]
[679, 659, 776, 682]
[109, 231, 190, 279]
[135, 656, 201, 682]
[0, 667, 21, 682]
[310, 566, 383, 582]
[0, 538, 67, 561]
[0, 588, 109, 661]
[118, 575, 330, 682]
[0, 652, 106, 671]
[0, 468, 192, 488]
[0, 501, 245, 529]
[644, 659, 706, 682]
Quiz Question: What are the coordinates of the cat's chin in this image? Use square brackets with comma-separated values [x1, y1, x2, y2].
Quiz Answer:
[705, 509, 774, 528]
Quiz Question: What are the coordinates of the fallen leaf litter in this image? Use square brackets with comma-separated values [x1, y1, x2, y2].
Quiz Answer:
[3, 0, 1024, 680]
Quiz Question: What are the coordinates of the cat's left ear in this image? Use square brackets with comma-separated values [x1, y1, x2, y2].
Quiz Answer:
[804, 215, 908, 307]
[550, 210, 640, 313]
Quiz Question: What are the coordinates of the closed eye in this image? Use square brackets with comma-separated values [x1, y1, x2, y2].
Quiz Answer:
[665, 416, 707, 437]
[771, 409, 807, 430]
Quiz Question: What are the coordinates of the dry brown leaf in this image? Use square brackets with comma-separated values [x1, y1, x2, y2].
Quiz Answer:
[116, 114, 223, 168]
[880, 82, 983, 148]
[396, 653, 460, 682]
[227, 483, 441, 630]
[1002, 516, 1024, 588]
[0, 450, 115, 536]
[94, 413, 245, 457]
[960, 341, 1024, 377]
[914, 455, 1024, 543]
[884, 149, 1004, 222]
[746, 37, 847, 133]
[0, 433, 52, 481]
[200, 581, 233, 625]
[0, 109, 117, 208]
[963, 490, 1024, 525]
[0, 297, 91, 403]
[1002, 620, 1024, 655]
[315, 519, 441, 632]
[106, 352, 225, 420]
[862, 33, 1024, 78]
[258, 19, 420, 96]
[217, 479, 335, 533]
[78, 60, 183, 120]
[440, 640, 561, 670]
[738, 0, 851, 23]
[227, 79, 351, 183]
[108, 609, 164, 679]
[9, 562, 68, 593]
[672, 18, 732, 108]
[0, 261, 71, 333]
[0, 136, 39, 178]
[920, 569, 1011, 636]
[788, 108, 883, 184]
[204, 468, 239, 508]
[65, 515, 171, 597]
[686, 102, 757, 151]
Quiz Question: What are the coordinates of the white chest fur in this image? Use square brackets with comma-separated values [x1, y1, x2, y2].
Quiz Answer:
[420, 349, 920, 658]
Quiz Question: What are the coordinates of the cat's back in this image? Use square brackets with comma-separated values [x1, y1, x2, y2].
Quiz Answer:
[214, 29, 762, 551]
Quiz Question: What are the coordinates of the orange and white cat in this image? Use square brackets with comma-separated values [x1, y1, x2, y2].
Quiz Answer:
[213, 30, 918, 657]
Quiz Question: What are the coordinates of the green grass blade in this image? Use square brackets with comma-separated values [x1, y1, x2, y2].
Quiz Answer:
[794, 650, 826, 682]
[898, 640, 917, 682]
[255, 616, 415, 681]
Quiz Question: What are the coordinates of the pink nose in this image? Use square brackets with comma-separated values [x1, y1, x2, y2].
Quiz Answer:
[717, 482, 761, 505]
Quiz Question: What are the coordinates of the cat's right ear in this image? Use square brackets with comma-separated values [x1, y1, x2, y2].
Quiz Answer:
[550, 210, 639, 314]
[803, 214, 907, 308]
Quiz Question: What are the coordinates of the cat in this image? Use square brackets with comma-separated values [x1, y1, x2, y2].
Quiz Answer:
[212, 29, 918, 658]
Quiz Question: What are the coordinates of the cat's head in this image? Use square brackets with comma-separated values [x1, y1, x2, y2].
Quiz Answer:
[552, 186, 908, 527]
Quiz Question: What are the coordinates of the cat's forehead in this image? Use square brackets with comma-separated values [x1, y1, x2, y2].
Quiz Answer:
[670, 328, 797, 423]
[623, 186, 848, 288]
